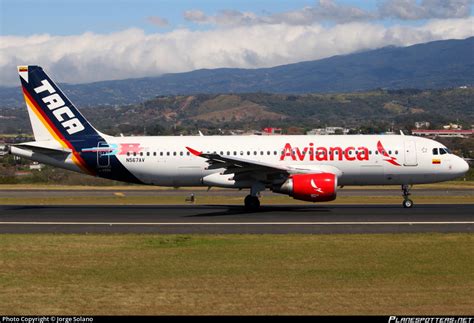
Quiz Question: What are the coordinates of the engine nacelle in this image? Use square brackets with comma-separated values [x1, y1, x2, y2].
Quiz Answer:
[274, 173, 337, 202]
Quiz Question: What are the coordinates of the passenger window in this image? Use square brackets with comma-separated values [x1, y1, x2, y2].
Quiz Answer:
[433, 148, 438, 155]
[160, 152, 163, 156]
[166, 152, 170, 156]
[180, 152, 183, 156]
[146, 152, 150, 156]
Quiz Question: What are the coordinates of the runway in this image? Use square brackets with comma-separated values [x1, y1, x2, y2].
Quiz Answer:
[0, 204, 472, 234]
[1, 188, 472, 197]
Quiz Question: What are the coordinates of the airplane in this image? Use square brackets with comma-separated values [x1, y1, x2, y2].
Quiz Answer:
[4, 65, 469, 210]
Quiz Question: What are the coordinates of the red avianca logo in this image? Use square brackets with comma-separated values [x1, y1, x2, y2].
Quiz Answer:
[280, 143, 369, 161]
[376, 140, 401, 166]
[280, 141, 401, 166]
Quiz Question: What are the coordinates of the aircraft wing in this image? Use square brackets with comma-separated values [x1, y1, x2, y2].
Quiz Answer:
[186, 146, 341, 183]
[186, 146, 290, 175]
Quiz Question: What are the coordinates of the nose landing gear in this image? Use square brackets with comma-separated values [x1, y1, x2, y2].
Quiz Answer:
[402, 184, 414, 208]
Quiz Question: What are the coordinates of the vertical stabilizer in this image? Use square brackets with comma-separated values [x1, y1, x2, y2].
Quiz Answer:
[18, 65, 100, 144]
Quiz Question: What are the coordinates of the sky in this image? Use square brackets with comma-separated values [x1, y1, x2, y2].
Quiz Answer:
[0, 0, 473, 86]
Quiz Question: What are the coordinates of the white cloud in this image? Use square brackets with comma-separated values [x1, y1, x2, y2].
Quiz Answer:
[183, 0, 374, 26]
[182, 0, 472, 26]
[380, 0, 472, 20]
[0, 17, 473, 86]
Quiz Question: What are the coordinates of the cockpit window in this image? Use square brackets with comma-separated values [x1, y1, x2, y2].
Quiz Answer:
[432, 148, 438, 155]
[439, 148, 450, 155]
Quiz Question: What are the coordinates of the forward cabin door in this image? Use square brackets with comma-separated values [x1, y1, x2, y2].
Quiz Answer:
[403, 141, 418, 166]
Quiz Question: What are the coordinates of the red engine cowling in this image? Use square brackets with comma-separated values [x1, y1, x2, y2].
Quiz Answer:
[275, 173, 337, 202]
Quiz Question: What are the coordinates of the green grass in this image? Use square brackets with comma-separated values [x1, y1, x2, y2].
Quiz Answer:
[0, 234, 472, 315]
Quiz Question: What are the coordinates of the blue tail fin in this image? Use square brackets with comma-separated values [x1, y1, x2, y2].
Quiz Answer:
[18, 65, 101, 144]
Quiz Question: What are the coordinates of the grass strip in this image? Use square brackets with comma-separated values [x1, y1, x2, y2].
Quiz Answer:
[0, 233, 472, 315]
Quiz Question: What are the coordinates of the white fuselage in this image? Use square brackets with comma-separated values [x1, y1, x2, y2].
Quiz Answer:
[89, 134, 468, 187]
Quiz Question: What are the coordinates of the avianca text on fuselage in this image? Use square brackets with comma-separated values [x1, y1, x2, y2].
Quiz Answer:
[33, 79, 84, 135]
[280, 142, 369, 161]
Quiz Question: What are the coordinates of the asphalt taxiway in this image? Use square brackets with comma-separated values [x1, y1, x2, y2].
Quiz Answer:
[0, 204, 472, 234]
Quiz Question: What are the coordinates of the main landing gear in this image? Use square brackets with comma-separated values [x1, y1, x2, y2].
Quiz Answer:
[244, 182, 264, 211]
[244, 195, 260, 211]
[402, 184, 414, 208]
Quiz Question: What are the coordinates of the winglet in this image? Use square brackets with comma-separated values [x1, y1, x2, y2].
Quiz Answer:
[186, 146, 202, 156]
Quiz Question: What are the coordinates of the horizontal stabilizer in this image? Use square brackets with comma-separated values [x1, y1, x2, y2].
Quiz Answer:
[13, 142, 72, 155]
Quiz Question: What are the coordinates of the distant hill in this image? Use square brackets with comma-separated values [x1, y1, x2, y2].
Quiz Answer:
[2, 88, 473, 135]
[0, 37, 473, 107]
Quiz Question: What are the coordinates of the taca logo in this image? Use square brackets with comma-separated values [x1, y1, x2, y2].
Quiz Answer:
[34, 79, 85, 135]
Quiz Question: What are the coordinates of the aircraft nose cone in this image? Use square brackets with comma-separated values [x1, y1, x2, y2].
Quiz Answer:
[457, 157, 470, 175]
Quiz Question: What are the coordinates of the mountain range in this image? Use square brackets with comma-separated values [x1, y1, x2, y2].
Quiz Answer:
[0, 37, 472, 107]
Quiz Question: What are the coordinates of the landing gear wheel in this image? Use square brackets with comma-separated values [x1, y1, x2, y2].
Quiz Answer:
[244, 195, 260, 211]
[401, 184, 414, 208]
[402, 199, 413, 208]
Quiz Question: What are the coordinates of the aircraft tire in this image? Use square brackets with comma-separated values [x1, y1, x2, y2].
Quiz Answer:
[244, 195, 260, 211]
[402, 199, 413, 208]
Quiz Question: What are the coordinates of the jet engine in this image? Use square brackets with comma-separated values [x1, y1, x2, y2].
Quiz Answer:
[273, 173, 337, 202]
